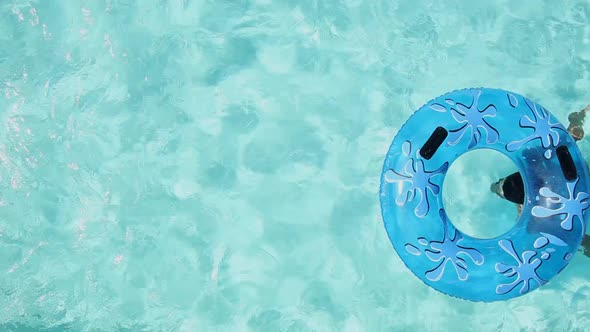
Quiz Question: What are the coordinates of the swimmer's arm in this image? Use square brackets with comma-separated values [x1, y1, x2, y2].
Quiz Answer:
[581, 235, 590, 257]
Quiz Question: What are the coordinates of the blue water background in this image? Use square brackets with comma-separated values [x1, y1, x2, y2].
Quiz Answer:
[0, 1, 590, 331]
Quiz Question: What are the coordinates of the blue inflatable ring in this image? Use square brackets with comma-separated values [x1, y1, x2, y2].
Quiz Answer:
[379, 88, 590, 302]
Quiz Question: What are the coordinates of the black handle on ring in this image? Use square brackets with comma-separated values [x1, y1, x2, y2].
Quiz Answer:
[420, 126, 448, 160]
[556, 145, 577, 181]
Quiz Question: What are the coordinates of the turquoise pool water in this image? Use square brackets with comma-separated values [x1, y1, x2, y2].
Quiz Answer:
[1, 0, 590, 331]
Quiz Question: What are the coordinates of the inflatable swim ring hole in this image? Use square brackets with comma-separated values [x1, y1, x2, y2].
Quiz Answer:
[442, 148, 521, 239]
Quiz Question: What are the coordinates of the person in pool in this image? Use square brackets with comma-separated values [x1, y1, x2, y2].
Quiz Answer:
[490, 105, 590, 257]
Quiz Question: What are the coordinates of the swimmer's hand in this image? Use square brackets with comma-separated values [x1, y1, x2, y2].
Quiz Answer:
[568, 105, 589, 141]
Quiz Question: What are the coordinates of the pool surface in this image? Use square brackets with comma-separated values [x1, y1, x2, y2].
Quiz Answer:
[1, 0, 590, 331]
